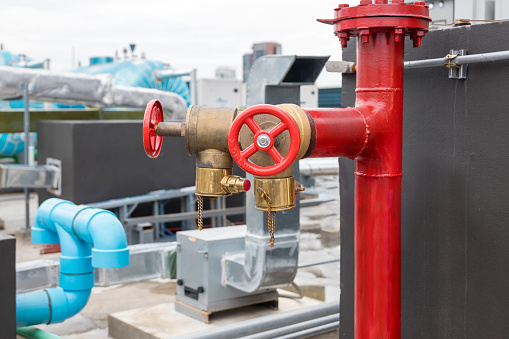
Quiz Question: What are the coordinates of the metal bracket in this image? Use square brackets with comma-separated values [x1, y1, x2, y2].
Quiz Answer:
[46, 157, 62, 196]
[325, 60, 356, 73]
[446, 49, 468, 79]
[0, 158, 61, 191]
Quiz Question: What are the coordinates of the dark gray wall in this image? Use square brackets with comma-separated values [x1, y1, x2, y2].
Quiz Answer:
[340, 22, 509, 338]
[37, 120, 196, 204]
[0, 234, 16, 338]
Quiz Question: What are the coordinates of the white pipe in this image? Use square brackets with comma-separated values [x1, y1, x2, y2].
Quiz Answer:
[0, 66, 187, 119]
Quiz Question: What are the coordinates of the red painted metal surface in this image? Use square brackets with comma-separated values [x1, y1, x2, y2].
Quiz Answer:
[304, 107, 368, 159]
[310, 2, 430, 338]
[228, 104, 301, 177]
[143, 99, 164, 158]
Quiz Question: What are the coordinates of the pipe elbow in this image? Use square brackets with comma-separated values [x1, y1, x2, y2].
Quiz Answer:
[31, 198, 89, 244]
[15, 288, 92, 327]
[31, 198, 71, 244]
[73, 208, 129, 268]
[63, 290, 92, 320]
[44, 288, 91, 324]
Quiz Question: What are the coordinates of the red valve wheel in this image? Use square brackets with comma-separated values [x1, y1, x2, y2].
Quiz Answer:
[228, 104, 300, 177]
[143, 99, 164, 158]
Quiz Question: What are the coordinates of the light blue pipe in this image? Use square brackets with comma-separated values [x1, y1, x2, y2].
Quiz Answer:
[16, 198, 129, 327]
[0, 132, 37, 157]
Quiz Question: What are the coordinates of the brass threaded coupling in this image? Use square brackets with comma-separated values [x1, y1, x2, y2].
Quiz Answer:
[221, 175, 251, 194]
[195, 167, 250, 197]
[253, 177, 305, 212]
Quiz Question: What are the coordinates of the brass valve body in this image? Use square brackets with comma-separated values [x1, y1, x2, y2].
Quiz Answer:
[195, 167, 231, 198]
[237, 104, 311, 168]
[196, 167, 249, 197]
[254, 177, 304, 212]
[236, 104, 310, 212]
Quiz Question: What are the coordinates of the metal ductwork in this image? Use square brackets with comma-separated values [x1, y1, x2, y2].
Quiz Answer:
[0, 66, 188, 119]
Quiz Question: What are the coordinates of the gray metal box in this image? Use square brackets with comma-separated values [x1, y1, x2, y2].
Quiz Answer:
[176, 226, 276, 318]
[36, 120, 196, 204]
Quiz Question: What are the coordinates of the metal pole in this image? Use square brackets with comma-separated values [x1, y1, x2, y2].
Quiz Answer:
[23, 83, 30, 230]
[190, 68, 197, 105]
[275, 321, 340, 339]
[123, 206, 246, 226]
[171, 301, 339, 339]
[298, 258, 340, 268]
[240, 313, 339, 339]
[404, 50, 509, 69]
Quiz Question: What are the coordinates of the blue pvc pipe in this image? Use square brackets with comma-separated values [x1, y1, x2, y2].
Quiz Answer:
[17, 198, 129, 327]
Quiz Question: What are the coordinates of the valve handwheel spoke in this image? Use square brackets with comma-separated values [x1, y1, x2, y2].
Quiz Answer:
[269, 122, 287, 139]
[241, 143, 258, 159]
[143, 99, 164, 158]
[267, 147, 283, 164]
[228, 104, 300, 177]
[245, 117, 262, 134]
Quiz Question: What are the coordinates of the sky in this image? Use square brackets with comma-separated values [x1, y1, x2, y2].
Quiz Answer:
[0, 0, 359, 87]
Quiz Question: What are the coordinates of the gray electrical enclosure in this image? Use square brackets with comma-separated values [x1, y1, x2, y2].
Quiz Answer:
[175, 226, 277, 322]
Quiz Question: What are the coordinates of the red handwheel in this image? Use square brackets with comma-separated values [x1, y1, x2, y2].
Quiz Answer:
[143, 99, 164, 158]
[228, 104, 300, 177]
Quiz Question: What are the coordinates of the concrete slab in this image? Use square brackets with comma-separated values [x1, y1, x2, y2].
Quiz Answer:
[109, 296, 322, 339]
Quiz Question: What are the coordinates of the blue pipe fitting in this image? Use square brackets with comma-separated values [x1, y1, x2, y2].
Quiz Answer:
[16, 291, 51, 327]
[59, 272, 95, 291]
[17, 198, 129, 327]
[73, 208, 129, 268]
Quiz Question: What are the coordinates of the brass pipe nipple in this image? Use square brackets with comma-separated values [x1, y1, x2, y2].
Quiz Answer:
[221, 175, 251, 194]
[155, 121, 185, 137]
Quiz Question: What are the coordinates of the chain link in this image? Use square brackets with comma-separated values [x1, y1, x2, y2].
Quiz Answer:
[197, 195, 203, 231]
[257, 187, 276, 247]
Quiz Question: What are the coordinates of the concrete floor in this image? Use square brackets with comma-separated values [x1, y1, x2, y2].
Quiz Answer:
[3, 175, 340, 338]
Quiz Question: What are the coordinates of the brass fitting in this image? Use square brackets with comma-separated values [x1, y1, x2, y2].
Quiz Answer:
[153, 105, 250, 198]
[195, 168, 250, 197]
[196, 168, 232, 198]
[237, 103, 311, 212]
[221, 175, 251, 194]
[254, 177, 305, 212]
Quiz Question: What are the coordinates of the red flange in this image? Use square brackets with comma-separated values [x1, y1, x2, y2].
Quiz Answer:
[228, 104, 300, 177]
[143, 99, 164, 158]
[318, 1, 431, 48]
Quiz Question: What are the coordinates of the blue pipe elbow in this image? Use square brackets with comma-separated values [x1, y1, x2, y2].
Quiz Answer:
[73, 208, 129, 268]
[17, 198, 129, 327]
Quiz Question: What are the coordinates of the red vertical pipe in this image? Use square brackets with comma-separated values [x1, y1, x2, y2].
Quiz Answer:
[354, 31, 404, 338]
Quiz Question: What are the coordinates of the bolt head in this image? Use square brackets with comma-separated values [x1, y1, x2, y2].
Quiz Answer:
[256, 134, 271, 149]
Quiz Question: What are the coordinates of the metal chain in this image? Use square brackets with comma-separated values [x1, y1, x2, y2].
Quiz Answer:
[197, 195, 203, 231]
[257, 187, 276, 247]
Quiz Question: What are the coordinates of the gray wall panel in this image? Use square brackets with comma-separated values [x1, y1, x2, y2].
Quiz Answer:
[340, 22, 509, 338]
[37, 120, 196, 204]
[0, 234, 16, 338]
